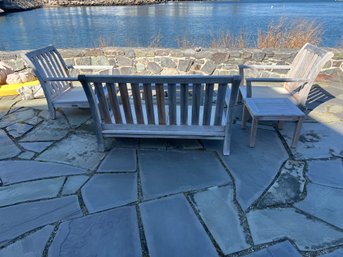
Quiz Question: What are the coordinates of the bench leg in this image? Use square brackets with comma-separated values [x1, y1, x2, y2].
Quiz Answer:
[250, 118, 258, 147]
[48, 106, 57, 120]
[277, 121, 284, 130]
[291, 117, 304, 148]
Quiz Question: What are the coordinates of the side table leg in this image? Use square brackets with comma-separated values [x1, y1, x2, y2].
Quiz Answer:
[242, 104, 247, 128]
[250, 117, 258, 147]
[291, 117, 304, 148]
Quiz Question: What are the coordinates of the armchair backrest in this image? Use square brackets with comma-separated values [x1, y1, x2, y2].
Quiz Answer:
[285, 43, 334, 106]
[23, 45, 72, 102]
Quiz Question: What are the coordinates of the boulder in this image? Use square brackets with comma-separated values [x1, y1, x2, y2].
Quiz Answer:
[0, 62, 14, 85]
[6, 73, 22, 85]
[19, 71, 36, 83]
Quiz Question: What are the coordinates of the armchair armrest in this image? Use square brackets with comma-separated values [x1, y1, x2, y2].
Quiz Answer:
[245, 77, 308, 98]
[44, 77, 79, 82]
[238, 64, 291, 87]
[238, 64, 291, 70]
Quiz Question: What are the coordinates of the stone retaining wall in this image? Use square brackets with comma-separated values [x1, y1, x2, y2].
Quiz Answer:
[0, 47, 342, 84]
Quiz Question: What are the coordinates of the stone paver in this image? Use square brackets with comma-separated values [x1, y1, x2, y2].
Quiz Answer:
[0, 129, 21, 160]
[245, 241, 302, 257]
[167, 139, 203, 150]
[20, 118, 70, 142]
[49, 207, 141, 257]
[0, 177, 65, 207]
[36, 133, 105, 170]
[320, 249, 343, 257]
[0, 196, 82, 243]
[0, 160, 87, 185]
[139, 150, 231, 200]
[81, 174, 137, 213]
[309, 98, 343, 123]
[257, 160, 306, 208]
[0, 108, 36, 129]
[97, 148, 137, 172]
[61, 108, 91, 128]
[20, 141, 53, 153]
[62, 175, 89, 195]
[18, 151, 35, 160]
[203, 125, 289, 210]
[281, 122, 343, 159]
[295, 183, 343, 229]
[307, 159, 343, 188]
[247, 207, 343, 251]
[6, 123, 33, 138]
[140, 194, 218, 257]
[0, 225, 54, 257]
[192, 186, 250, 254]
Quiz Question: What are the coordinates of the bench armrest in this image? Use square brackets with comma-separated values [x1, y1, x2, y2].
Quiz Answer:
[245, 77, 308, 98]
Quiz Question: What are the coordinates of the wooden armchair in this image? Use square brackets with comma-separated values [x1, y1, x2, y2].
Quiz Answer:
[23, 45, 114, 119]
[239, 43, 334, 107]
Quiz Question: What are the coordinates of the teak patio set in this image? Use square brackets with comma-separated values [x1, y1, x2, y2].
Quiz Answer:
[23, 44, 333, 155]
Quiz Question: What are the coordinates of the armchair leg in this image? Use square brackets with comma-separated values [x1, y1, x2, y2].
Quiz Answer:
[48, 106, 57, 120]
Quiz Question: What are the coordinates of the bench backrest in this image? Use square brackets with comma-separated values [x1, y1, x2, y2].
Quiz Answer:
[23, 45, 72, 102]
[79, 75, 240, 129]
[285, 43, 334, 106]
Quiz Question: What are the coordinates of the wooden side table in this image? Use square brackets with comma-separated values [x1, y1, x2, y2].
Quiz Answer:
[242, 98, 305, 148]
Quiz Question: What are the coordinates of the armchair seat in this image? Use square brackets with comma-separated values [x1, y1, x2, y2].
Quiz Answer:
[239, 84, 293, 101]
[54, 87, 89, 108]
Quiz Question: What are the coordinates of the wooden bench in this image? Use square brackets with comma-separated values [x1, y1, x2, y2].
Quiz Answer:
[77, 75, 241, 155]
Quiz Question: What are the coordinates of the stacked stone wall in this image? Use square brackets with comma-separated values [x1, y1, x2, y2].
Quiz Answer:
[0, 47, 342, 84]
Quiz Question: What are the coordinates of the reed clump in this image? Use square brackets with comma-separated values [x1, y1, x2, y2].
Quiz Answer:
[257, 18, 323, 48]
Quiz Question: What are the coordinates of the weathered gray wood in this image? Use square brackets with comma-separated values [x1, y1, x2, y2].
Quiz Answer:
[203, 83, 214, 126]
[143, 83, 155, 125]
[223, 77, 240, 155]
[131, 83, 144, 124]
[244, 97, 305, 149]
[292, 117, 304, 148]
[106, 83, 122, 124]
[168, 83, 177, 125]
[180, 83, 188, 125]
[78, 74, 241, 155]
[240, 43, 334, 107]
[95, 83, 112, 124]
[192, 84, 201, 125]
[118, 83, 133, 124]
[156, 83, 166, 125]
[214, 84, 227, 125]
[23, 45, 114, 119]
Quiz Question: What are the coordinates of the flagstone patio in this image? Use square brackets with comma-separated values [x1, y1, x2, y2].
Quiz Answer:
[0, 80, 342, 257]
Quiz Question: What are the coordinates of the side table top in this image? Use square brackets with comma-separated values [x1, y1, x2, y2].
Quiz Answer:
[244, 98, 305, 117]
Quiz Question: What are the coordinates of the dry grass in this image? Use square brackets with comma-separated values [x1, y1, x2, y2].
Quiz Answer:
[175, 34, 195, 48]
[95, 18, 323, 49]
[210, 30, 252, 48]
[257, 18, 323, 48]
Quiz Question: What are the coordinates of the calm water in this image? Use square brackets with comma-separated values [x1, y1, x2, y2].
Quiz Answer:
[0, 1, 342, 51]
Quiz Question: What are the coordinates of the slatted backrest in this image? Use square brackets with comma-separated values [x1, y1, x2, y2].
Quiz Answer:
[23, 45, 72, 101]
[79, 75, 240, 129]
[285, 43, 334, 106]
